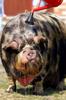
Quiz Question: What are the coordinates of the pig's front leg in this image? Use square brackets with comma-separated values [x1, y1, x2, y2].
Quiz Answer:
[6, 76, 16, 93]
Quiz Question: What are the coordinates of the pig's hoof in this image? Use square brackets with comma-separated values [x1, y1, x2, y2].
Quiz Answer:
[56, 80, 64, 91]
[6, 85, 16, 93]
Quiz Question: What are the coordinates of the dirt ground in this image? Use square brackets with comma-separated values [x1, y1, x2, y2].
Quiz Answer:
[0, 62, 66, 100]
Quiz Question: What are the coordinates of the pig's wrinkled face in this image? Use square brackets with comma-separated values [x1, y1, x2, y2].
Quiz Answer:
[14, 33, 47, 78]
[4, 26, 48, 79]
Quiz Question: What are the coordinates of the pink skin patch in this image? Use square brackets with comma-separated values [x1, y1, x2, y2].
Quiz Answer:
[17, 75, 34, 86]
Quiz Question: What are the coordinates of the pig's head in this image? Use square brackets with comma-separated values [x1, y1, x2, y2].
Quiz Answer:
[14, 35, 48, 75]
[5, 34, 47, 76]
[3, 14, 48, 85]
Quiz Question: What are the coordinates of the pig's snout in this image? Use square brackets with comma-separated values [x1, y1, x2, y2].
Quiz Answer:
[16, 45, 40, 65]
[26, 51, 36, 61]
[22, 49, 36, 61]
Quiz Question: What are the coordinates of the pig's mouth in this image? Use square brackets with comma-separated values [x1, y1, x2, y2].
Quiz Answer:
[18, 75, 34, 86]
[17, 62, 42, 86]
[15, 62, 42, 86]
[14, 55, 42, 86]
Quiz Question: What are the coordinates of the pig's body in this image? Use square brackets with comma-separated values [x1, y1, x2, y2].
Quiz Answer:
[0, 12, 66, 94]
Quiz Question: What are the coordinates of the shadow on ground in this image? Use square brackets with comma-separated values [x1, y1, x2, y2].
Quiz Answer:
[16, 86, 66, 96]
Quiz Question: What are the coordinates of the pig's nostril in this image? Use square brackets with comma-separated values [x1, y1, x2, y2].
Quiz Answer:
[27, 53, 33, 58]
[27, 51, 36, 60]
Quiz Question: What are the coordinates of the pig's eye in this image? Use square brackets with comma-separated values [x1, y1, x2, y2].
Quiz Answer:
[38, 41, 48, 54]
[33, 36, 48, 54]
[34, 41, 48, 54]
[27, 38, 34, 45]
[22, 50, 26, 53]
[30, 47, 34, 50]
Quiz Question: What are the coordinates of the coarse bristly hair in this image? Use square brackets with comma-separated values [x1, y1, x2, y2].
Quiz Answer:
[0, 11, 66, 94]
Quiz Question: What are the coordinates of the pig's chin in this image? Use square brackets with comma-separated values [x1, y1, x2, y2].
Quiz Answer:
[15, 60, 42, 76]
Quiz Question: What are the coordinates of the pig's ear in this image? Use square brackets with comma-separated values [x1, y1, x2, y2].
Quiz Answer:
[4, 41, 18, 50]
